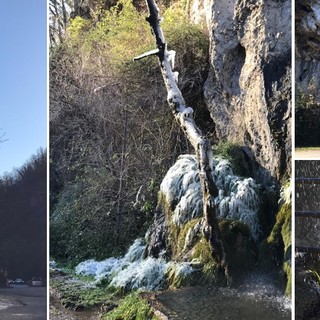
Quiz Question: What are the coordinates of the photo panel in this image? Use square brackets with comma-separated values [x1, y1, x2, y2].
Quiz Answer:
[295, 161, 320, 319]
[49, 0, 293, 319]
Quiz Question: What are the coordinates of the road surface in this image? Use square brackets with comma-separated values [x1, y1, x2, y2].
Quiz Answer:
[0, 285, 46, 320]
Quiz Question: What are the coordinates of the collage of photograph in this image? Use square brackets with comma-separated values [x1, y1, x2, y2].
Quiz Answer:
[1, 0, 320, 319]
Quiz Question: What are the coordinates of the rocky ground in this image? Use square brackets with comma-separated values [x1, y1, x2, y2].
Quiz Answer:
[49, 270, 113, 320]
[50, 300, 99, 320]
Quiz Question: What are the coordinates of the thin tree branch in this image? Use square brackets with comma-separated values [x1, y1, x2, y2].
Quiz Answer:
[133, 48, 160, 61]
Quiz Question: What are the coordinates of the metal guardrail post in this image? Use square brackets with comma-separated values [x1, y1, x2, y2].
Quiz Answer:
[295, 211, 320, 218]
[296, 178, 320, 184]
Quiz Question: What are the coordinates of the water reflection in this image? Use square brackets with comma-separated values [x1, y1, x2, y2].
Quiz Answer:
[155, 274, 290, 320]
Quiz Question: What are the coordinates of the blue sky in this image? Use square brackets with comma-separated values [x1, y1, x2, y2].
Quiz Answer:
[0, 1, 47, 176]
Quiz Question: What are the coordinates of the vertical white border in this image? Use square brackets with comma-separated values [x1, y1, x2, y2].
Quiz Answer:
[46, 0, 50, 318]
[291, 0, 295, 318]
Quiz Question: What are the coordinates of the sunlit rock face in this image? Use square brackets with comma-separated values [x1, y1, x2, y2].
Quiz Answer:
[296, 0, 320, 99]
[201, 0, 291, 184]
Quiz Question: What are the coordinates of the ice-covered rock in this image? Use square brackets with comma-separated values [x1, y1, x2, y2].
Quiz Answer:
[160, 155, 261, 239]
[75, 238, 194, 291]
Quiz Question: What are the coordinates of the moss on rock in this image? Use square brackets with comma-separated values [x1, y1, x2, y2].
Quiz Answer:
[191, 236, 225, 286]
[219, 219, 257, 282]
[258, 203, 291, 295]
[212, 142, 251, 177]
[295, 270, 320, 320]
[102, 292, 157, 320]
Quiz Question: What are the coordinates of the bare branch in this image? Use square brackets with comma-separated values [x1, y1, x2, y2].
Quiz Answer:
[133, 48, 160, 61]
[141, 0, 228, 275]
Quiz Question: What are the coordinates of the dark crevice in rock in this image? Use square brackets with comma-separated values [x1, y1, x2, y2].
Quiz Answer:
[223, 44, 246, 96]
[262, 51, 290, 99]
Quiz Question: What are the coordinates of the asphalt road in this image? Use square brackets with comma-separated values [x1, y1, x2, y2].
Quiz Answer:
[0, 285, 47, 320]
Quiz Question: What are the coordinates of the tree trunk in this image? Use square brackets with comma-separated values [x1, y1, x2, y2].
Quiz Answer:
[137, 0, 228, 274]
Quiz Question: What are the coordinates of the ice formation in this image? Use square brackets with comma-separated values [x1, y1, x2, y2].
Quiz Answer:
[279, 179, 291, 205]
[109, 257, 168, 291]
[76, 238, 145, 281]
[76, 154, 262, 291]
[76, 239, 194, 291]
[160, 155, 261, 239]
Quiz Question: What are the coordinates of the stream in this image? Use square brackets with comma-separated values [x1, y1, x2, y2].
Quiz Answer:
[151, 276, 291, 320]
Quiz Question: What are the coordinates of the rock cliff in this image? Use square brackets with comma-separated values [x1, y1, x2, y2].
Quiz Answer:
[296, 0, 320, 98]
[201, 0, 291, 184]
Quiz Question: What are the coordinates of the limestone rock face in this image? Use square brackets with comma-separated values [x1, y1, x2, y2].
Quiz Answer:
[202, 0, 291, 184]
[296, 0, 320, 97]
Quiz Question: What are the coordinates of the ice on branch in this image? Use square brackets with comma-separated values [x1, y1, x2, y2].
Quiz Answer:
[133, 48, 159, 61]
[167, 50, 176, 70]
[173, 71, 179, 83]
[180, 107, 194, 120]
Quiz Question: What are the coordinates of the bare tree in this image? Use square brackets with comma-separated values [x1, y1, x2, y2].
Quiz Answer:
[49, 0, 71, 46]
[135, 0, 228, 275]
[0, 130, 7, 144]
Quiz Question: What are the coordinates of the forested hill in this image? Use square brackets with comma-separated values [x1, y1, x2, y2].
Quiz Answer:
[0, 149, 46, 280]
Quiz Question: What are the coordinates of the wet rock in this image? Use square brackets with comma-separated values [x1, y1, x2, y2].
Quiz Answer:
[144, 209, 170, 259]
[258, 203, 291, 295]
[100, 301, 118, 313]
[219, 219, 257, 278]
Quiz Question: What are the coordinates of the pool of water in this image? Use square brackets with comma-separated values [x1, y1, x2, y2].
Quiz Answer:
[155, 276, 291, 320]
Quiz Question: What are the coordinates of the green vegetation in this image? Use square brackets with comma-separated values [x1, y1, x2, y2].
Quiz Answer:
[50, 270, 115, 310]
[258, 202, 291, 295]
[212, 142, 251, 177]
[102, 292, 157, 320]
[51, 267, 157, 319]
[50, 0, 210, 265]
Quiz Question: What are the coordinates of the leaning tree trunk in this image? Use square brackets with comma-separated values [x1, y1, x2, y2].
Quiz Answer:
[135, 0, 228, 275]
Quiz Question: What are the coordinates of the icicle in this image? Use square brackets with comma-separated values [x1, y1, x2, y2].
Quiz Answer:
[173, 71, 179, 83]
